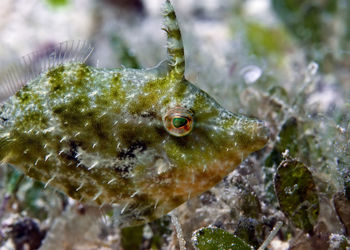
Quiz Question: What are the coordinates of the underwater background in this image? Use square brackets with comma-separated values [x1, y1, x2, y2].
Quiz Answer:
[0, 0, 349, 249]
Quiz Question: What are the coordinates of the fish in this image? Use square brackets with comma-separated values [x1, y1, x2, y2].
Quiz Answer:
[0, 0, 269, 227]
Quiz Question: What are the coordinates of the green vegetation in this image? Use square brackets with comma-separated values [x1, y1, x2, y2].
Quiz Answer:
[192, 227, 253, 250]
[45, 0, 70, 7]
[275, 159, 319, 233]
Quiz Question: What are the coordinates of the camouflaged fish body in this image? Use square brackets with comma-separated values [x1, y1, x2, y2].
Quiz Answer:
[0, 1, 268, 226]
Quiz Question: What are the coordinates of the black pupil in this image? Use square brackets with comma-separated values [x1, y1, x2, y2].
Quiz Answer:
[172, 117, 187, 128]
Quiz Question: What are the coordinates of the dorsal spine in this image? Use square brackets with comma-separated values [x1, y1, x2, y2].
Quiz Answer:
[163, 0, 185, 81]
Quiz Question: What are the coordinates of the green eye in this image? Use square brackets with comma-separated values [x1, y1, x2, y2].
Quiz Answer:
[163, 107, 193, 137]
[172, 117, 187, 128]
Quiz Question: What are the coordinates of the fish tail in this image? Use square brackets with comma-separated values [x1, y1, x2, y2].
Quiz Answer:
[163, 0, 185, 80]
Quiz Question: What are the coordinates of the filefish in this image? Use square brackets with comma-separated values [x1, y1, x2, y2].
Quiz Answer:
[0, 0, 269, 226]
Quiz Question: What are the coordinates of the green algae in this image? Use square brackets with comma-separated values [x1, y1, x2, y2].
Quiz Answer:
[4, 165, 52, 221]
[121, 225, 144, 249]
[121, 216, 172, 249]
[46, 0, 70, 7]
[264, 117, 311, 202]
[274, 158, 319, 233]
[234, 218, 263, 249]
[192, 227, 253, 250]
[5, 166, 24, 195]
[271, 0, 346, 71]
[245, 22, 291, 61]
[110, 36, 141, 69]
[272, 0, 337, 47]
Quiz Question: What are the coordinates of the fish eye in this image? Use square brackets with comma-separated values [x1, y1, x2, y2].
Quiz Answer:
[163, 107, 193, 137]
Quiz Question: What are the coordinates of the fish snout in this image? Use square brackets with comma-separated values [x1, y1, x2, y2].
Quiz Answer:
[256, 120, 270, 142]
[230, 118, 270, 153]
[248, 120, 270, 151]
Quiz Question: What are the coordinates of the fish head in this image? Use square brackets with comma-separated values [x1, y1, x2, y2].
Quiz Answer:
[157, 78, 269, 170]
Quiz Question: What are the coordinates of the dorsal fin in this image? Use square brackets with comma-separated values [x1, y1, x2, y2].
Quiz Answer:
[0, 40, 94, 103]
[163, 0, 185, 81]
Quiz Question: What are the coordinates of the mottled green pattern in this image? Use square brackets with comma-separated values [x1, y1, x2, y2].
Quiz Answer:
[192, 227, 253, 250]
[0, 0, 268, 226]
[274, 159, 319, 233]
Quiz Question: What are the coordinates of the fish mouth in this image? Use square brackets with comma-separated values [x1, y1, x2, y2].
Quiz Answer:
[247, 120, 270, 152]
[229, 118, 270, 154]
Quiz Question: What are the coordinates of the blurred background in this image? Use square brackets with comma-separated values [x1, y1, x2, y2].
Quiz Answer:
[0, 0, 349, 249]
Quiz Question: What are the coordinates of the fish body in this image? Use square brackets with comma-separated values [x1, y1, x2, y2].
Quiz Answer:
[0, 1, 268, 226]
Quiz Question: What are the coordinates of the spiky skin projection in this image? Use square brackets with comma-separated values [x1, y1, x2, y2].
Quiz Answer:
[0, 0, 268, 226]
